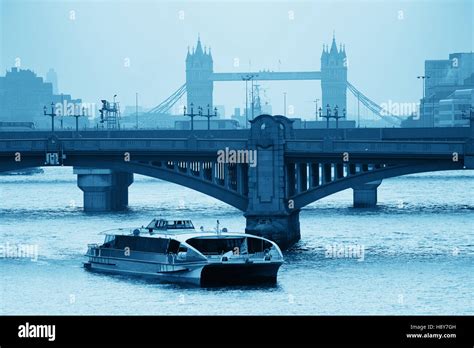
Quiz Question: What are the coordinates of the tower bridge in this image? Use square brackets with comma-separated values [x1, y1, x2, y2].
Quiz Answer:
[150, 35, 399, 125]
[210, 71, 322, 81]
[1, 115, 472, 249]
[183, 34, 347, 112]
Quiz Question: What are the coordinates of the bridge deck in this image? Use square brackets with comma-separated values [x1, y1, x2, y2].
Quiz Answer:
[0, 128, 470, 158]
[0, 127, 469, 140]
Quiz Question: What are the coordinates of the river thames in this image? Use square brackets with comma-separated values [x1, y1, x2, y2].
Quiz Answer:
[1, 168, 472, 315]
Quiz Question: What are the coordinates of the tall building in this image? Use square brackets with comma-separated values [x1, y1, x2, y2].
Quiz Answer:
[321, 34, 347, 112]
[426, 53, 474, 96]
[45, 68, 58, 94]
[420, 52, 474, 126]
[186, 36, 213, 112]
[437, 89, 472, 127]
[0, 68, 53, 124]
[0, 67, 82, 128]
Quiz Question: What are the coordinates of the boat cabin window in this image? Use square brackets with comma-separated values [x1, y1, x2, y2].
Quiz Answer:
[102, 235, 116, 247]
[186, 237, 245, 255]
[104, 235, 115, 243]
[146, 219, 194, 230]
[111, 235, 170, 253]
[166, 239, 181, 254]
[146, 219, 166, 229]
[186, 237, 273, 255]
[166, 220, 194, 230]
[247, 237, 273, 253]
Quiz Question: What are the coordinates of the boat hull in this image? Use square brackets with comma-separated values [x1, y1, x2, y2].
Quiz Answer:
[201, 262, 282, 286]
[84, 258, 203, 285]
[84, 257, 282, 286]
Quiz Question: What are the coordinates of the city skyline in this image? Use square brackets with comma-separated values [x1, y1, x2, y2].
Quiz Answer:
[1, 0, 472, 119]
[0, 0, 473, 337]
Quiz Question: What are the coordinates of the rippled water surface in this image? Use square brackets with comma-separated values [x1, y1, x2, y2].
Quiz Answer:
[1, 168, 473, 315]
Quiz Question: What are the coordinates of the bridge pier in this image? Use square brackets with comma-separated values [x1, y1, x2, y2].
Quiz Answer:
[73, 168, 133, 212]
[352, 180, 382, 208]
[245, 211, 300, 249]
[245, 115, 300, 249]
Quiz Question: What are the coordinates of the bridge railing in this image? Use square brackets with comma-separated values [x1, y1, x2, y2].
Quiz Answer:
[0, 137, 249, 153]
[286, 140, 466, 155]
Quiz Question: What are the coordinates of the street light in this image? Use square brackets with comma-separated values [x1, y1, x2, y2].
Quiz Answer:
[198, 106, 203, 120]
[417, 75, 430, 125]
[320, 104, 332, 129]
[333, 105, 346, 129]
[201, 104, 218, 130]
[43, 102, 56, 132]
[71, 107, 86, 132]
[183, 102, 199, 131]
[60, 93, 64, 129]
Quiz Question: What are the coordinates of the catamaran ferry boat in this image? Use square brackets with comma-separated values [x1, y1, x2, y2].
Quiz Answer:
[84, 219, 284, 286]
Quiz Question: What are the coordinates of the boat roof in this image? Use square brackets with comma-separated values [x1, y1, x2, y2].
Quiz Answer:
[98, 218, 278, 245]
[100, 228, 268, 243]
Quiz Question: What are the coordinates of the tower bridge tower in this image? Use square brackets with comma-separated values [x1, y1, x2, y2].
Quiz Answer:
[186, 36, 214, 111]
[321, 34, 347, 112]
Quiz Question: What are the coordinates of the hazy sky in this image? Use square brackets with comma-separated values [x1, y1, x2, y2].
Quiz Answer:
[1, 0, 473, 119]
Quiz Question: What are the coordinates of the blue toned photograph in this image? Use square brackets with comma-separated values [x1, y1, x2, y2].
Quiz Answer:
[0, 0, 473, 345]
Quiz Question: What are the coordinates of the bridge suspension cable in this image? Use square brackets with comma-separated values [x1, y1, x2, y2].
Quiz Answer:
[148, 83, 187, 114]
[148, 81, 404, 126]
[346, 81, 402, 126]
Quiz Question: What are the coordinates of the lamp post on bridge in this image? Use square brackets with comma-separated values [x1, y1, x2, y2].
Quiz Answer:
[417, 75, 431, 126]
[71, 107, 86, 132]
[320, 104, 332, 128]
[43, 102, 57, 132]
[183, 102, 199, 131]
[198, 106, 203, 127]
[201, 104, 218, 130]
[60, 93, 64, 129]
[318, 104, 346, 129]
[333, 105, 346, 129]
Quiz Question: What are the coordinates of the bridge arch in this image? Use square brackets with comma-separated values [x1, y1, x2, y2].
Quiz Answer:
[291, 161, 465, 210]
[0, 158, 248, 211]
[78, 159, 248, 211]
